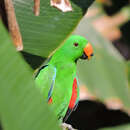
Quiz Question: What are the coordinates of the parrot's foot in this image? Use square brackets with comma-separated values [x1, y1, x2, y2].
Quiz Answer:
[61, 123, 77, 130]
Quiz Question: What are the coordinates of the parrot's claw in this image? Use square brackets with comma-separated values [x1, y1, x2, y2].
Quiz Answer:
[61, 123, 77, 130]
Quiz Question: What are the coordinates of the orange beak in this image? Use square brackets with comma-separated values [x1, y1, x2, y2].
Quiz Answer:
[84, 43, 93, 60]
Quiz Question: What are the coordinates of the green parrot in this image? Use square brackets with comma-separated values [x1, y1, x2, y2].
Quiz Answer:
[35, 35, 93, 123]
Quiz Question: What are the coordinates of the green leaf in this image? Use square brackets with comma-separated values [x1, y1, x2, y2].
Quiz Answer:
[126, 61, 130, 87]
[99, 124, 130, 130]
[0, 21, 60, 130]
[74, 18, 130, 111]
[13, 0, 94, 57]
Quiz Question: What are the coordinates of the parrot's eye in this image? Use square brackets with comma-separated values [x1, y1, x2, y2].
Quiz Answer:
[73, 43, 78, 47]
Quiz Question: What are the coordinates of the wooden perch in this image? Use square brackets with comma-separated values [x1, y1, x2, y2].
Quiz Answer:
[4, 0, 23, 51]
[34, 0, 40, 16]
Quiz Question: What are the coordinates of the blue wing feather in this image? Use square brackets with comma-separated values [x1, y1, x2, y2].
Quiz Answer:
[47, 67, 56, 101]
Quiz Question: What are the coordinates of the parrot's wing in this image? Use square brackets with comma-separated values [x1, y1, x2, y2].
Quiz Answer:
[34, 56, 52, 78]
[35, 64, 56, 103]
[35, 65, 48, 78]
[63, 77, 79, 122]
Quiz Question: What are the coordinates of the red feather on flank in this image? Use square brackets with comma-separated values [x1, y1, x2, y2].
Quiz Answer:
[48, 97, 53, 104]
[68, 78, 77, 109]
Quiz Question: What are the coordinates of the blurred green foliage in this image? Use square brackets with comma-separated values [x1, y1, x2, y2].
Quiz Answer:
[0, 0, 130, 130]
[13, 0, 93, 57]
[0, 0, 94, 129]
[126, 61, 130, 87]
[74, 18, 130, 111]
[99, 124, 130, 130]
[0, 21, 60, 130]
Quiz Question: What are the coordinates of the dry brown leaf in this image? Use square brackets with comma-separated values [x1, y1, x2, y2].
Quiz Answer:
[85, 8, 100, 18]
[92, 11, 129, 41]
[50, 0, 72, 12]
[4, 0, 23, 51]
[34, 0, 40, 16]
[105, 98, 123, 110]
[80, 85, 97, 100]
[92, 15, 122, 41]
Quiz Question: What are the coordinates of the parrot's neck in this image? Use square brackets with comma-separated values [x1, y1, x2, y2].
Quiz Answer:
[49, 51, 77, 70]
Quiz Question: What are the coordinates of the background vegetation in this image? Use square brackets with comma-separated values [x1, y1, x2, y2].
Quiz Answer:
[0, 0, 130, 130]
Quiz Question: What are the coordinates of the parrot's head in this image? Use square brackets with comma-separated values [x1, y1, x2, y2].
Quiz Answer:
[59, 35, 94, 62]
